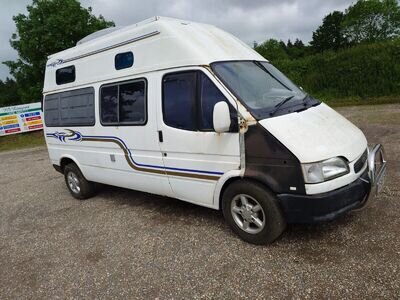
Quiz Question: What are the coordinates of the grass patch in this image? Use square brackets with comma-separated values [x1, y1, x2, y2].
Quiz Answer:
[0, 130, 45, 152]
[321, 95, 400, 107]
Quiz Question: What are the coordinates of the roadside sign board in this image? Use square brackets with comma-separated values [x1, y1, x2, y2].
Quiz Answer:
[0, 102, 43, 136]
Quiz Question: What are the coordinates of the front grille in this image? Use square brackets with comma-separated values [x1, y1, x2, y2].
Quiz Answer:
[354, 149, 368, 173]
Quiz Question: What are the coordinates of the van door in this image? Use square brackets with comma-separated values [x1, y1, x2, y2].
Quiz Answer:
[79, 77, 174, 198]
[156, 68, 240, 207]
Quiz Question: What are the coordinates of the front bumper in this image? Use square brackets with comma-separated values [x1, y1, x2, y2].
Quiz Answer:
[277, 144, 386, 223]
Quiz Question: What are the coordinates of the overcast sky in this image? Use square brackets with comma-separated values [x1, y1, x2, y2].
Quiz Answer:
[0, 0, 355, 80]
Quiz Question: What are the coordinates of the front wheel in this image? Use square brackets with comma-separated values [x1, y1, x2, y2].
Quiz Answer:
[222, 180, 286, 245]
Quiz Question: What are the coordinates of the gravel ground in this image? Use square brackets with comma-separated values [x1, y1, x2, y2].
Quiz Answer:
[0, 104, 399, 299]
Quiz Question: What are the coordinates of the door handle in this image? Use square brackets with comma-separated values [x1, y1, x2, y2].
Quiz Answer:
[158, 130, 163, 143]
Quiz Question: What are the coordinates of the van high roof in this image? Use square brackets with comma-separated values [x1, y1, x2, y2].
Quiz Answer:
[44, 16, 265, 93]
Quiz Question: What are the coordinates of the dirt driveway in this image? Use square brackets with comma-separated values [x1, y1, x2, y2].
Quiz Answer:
[0, 104, 399, 299]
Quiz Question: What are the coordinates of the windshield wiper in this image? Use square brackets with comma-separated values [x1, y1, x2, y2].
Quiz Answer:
[301, 94, 320, 107]
[302, 93, 315, 106]
[269, 95, 295, 116]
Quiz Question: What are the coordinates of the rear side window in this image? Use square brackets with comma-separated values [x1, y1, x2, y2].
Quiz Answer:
[100, 85, 118, 124]
[115, 52, 134, 70]
[163, 71, 237, 132]
[100, 79, 147, 125]
[119, 81, 145, 123]
[44, 87, 95, 127]
[56, 65, 75, 85]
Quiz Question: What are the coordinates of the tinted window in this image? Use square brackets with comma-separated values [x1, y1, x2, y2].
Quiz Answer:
[44, 87, 95, 127]
[101, 85, 118, 124]
[119, 81, 145, 124]
[163, 71, 237, 132]
[100, 79, 146, 125]
[115, 52, 134, 70]
[163, 72, 196, 130]
[56, 66, 75, 85]
[199, 73, 228, 131]
[44, 94, 60, 126]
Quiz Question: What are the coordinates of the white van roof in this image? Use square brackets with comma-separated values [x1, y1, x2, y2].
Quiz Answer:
[44, 16, 265, 93]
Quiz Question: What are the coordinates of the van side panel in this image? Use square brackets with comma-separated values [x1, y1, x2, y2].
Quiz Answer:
[43, 17, 258, 209]
[44, 76, 174, 199]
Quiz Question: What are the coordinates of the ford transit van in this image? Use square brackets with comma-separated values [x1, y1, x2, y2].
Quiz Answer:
[43, 17, 386, 244]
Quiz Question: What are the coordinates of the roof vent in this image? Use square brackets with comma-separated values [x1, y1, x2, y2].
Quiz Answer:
[77, 27, 123, 45]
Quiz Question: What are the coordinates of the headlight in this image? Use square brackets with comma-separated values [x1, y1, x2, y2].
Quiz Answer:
[302, 157, 349, 183]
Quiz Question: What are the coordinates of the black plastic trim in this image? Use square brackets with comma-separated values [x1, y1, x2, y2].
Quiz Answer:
[354, 149, 368, 173]
[244, 123, 306, 195]
[277, 170, 371, 223]
[53, 164, 63, 174]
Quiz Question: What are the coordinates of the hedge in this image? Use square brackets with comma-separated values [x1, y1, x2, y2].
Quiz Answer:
[271, 39, 400, 100]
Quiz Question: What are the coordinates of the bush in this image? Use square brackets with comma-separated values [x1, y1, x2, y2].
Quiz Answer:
[265, 39, 400, 100]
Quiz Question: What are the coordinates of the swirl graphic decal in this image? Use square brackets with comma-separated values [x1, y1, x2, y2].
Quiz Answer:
[45, 129, 222, 180]
[46, 129, 82, 142]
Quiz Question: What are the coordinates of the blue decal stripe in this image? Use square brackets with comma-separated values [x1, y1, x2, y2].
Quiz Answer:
[46, 130, 223, 179]
[83, 134, 224, 176]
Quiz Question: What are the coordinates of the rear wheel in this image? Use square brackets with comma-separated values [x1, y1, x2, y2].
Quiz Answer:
[222, 180, 286, 245]
[64, 163, 95, 200]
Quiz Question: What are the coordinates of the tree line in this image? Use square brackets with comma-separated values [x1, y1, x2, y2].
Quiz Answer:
[1, 0, 399, 107]
[254, 0, 400, 100]
[256, 0, 400, 59]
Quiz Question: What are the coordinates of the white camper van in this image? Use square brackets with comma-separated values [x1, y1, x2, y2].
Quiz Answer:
[43, 17, 386, 244]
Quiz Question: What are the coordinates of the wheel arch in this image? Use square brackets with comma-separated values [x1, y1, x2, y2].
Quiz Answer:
[215, 173, 276, 211]
[59, 155, 82, 173]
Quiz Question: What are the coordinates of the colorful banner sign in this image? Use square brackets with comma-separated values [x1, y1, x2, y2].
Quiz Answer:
[0, 102, 43, 136]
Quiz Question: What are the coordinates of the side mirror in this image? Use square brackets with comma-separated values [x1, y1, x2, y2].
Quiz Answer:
[213, 101, 231, 133]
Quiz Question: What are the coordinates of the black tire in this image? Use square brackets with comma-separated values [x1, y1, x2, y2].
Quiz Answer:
[64, 163, 95, 200]
[222, 180, 286, 245]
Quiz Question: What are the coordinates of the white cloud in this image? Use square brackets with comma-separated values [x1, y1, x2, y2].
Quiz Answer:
[0, 0, 354, 80]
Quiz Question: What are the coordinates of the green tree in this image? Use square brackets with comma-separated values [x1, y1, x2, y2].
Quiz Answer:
[310, 11, 347, 52]
[255, 39, 289, 62]
[0, 78, 19, 107]
[286, 38, 309, 59]
[3, 0, 114, 103]
[343, 0, 400, 44]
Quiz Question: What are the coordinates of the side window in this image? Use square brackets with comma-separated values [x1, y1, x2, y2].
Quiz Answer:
[115, 52, 134, 70]
[162, 71, 237, 132]
[44, 87, 95, 127]
[119, 81, 145, 124]
[100, 79, 146, 125]
[163, 72, 196, 130]
[198, 73, 229, 131]
[56, 65, 75, 85]
[100, 85, 118, 124]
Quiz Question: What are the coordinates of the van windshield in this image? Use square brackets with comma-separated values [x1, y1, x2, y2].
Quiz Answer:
[212, 61, 309, 118]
